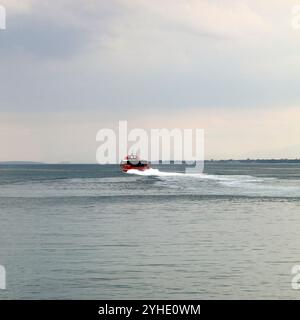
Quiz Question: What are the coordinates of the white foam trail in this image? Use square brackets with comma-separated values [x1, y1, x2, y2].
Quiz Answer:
[126, 168, 264, 183]
[127, 168, 183, 176]
[126, 169, 229, 180]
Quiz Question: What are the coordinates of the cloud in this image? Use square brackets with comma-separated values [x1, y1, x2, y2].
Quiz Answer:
[0, 0, 300, 110]
[135, 0, 271, 38]
[0, 0, 92, 59]
[0, 15, 88, 60]
[0, 0, 36, 14]
[0, 0, 300, 161]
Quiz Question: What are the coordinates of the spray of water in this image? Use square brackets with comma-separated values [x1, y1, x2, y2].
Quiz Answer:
[126, 168, 264, 183]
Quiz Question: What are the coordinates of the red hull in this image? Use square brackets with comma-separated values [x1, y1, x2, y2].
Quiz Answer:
[120, 163, 150, 173]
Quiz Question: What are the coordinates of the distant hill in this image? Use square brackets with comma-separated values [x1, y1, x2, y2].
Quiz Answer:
[206, 159, 300, 163]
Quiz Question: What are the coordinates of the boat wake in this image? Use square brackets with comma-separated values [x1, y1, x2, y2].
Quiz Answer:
[127, 168, 184, 177]
[126, 168, 263, 183]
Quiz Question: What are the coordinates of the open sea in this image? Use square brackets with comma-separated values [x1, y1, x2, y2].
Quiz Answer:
[0, 162, 300, 299]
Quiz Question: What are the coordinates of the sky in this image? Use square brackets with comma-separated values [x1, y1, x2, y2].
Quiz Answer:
[0, 0, 300, 162]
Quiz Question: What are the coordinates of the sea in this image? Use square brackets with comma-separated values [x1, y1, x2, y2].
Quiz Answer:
[0, 162, 300, 299]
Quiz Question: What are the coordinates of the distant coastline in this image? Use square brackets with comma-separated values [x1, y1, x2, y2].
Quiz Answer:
[166, 159, 300, 164]
[1, 159, 300, 165]
[206, 159, 300, 163]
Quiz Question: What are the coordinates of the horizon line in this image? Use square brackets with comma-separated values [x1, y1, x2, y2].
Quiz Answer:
[1, 158, 300, 165]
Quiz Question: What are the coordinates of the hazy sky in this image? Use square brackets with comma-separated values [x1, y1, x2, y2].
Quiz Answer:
[0, 0, 300, 162]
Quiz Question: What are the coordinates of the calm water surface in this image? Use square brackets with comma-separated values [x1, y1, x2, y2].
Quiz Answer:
[0, 163, 300, 299]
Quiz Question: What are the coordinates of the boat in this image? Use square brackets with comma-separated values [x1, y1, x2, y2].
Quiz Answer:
[120, 154, 151, 173]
